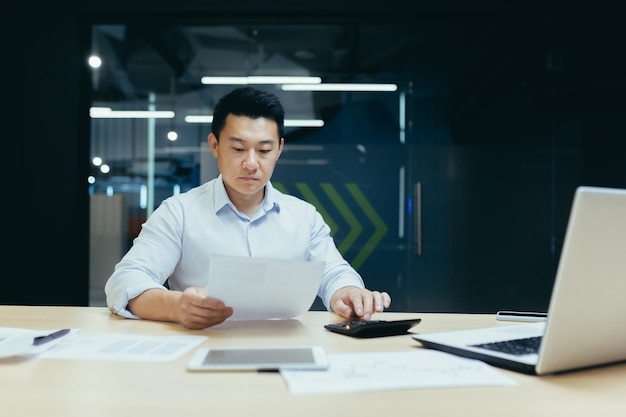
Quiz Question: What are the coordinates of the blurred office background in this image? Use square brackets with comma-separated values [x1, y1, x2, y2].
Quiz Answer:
[7, 1, 626, 313]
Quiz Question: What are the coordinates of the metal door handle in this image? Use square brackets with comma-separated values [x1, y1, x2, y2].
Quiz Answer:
[415, 182, 422, 255]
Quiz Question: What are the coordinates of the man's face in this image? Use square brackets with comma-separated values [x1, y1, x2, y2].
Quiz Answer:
[208, 114, 283, 201]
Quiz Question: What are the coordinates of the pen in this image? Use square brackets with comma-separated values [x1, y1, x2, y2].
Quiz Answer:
[496, 311, 548, 323]
[33, 329, 71, 345]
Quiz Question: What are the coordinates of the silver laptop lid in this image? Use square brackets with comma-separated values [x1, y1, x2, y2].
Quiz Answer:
[537, 186, 626, 374]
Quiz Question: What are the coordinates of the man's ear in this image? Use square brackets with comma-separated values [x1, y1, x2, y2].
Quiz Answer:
[208, 133, 219, 157]
[277, 137, 284, 156]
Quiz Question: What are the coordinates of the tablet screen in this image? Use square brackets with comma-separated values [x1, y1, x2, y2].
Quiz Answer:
[187, 346, 328, 371]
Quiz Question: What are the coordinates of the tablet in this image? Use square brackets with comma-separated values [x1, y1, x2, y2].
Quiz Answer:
[187, 346, 328, 371]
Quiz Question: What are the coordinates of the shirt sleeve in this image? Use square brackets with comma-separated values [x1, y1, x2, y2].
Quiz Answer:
[308, 209, 365, 310]
[104, 198, 184, 318]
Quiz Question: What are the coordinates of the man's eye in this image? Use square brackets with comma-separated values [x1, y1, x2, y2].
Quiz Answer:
[259, 149, 272, 154]
[232, 147, 244, 152]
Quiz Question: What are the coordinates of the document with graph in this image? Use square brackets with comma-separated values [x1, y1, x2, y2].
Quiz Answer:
[280, 349, 516, 395]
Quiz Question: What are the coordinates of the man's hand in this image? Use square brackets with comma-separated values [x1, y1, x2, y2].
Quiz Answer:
[330, 286, 391, 320]
[128, 287, 233, 330]
[174, 287, 234, 330]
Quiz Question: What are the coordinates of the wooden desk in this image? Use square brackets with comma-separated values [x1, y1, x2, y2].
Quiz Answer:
[1, 306, 625, 416]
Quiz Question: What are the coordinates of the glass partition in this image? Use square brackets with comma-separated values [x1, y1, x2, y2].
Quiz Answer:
[88, 22, 414, 309]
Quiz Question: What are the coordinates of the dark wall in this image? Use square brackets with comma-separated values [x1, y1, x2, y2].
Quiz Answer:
[8, 2, 624, 306]
[9, 3, 89, 305]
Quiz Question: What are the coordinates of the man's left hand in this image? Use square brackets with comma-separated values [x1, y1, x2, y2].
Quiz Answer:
[330, 286, 391, 320]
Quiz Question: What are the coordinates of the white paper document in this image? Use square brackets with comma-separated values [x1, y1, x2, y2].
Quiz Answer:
[280, 349, 517, 395]
[0, 327, 77, 358]
[206, 255, 324, 320]
[40, 333, 207, 362]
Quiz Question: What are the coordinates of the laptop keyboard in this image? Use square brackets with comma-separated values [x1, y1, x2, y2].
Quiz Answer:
[471, 336, 542, 355]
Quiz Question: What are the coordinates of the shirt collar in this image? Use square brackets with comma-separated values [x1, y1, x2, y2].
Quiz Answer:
[213, 174, 231, 213]
[213, 174, 280, 215]
[262, 181, 280, 213]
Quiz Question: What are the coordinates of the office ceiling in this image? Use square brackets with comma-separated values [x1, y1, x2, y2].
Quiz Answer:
[89, 21, 449, 183]
[90, 23, 434, 106]
[89, 15, 591, 123]
[86, 17, 556, 184]
[88, 14, 617, 184]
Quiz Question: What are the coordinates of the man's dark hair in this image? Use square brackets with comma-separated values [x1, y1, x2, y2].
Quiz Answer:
[211, 86, 285, 140]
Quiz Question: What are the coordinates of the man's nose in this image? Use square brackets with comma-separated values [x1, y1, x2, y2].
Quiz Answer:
[243, 151, 259, 170]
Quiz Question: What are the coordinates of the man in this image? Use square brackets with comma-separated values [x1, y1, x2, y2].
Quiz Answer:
[105, 86, 391, 329]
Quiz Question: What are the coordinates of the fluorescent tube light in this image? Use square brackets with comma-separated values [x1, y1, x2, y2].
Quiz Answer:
[281, 83, 398, 92]
[201, 76, 322, 85]
[184, 115, 323, 127]
[284, 119, 324, 127]
[184, 115, 213, 123]
[200, 77, 247, 85]
[90, 107, 174, 119]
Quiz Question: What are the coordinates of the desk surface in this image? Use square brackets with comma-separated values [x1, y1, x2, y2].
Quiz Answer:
[1, 306, 625, 416]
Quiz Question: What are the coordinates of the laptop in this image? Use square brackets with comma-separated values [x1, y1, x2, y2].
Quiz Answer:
[412, 186, 626, 375]
[205, 255, 324, 321]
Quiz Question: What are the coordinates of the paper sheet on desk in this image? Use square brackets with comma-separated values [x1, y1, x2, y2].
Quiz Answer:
[206, 255, 324, 320]
[280, 350, 517, 395]
[39, 333, 207, 362]
[0, 327, 78, 358]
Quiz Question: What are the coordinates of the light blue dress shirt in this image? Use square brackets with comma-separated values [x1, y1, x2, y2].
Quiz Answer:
[105, 175, 364, 319]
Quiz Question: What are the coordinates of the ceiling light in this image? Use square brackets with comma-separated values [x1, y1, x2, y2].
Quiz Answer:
[281, 83, 398, 92]
[184, 115, 213, 123]
[90, 107, 175, 119]
[184, 115, 323, 128]
[201, 76, 322, 85]
[284, 119, 324, 127]
[88, 55, 102, 68]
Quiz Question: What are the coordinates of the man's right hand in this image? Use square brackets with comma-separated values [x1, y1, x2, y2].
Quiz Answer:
[175, 287, 234, 329]
[128, 287, 233, 330]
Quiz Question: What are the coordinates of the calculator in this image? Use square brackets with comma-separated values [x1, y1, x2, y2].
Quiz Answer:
[324, 318, 422, 338]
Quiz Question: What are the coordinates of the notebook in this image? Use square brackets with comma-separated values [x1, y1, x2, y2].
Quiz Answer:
[206, 255, 324, 320]
[412, 186, 626, 375]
